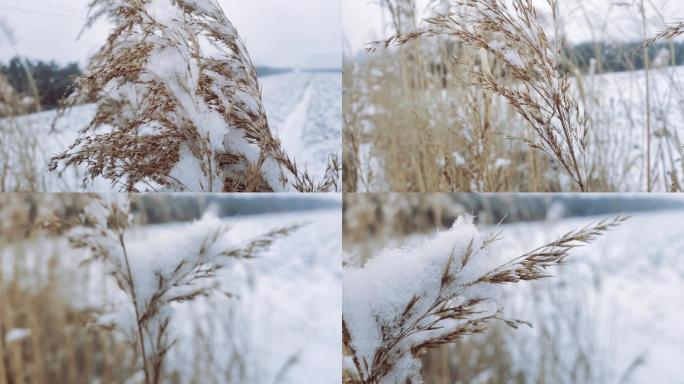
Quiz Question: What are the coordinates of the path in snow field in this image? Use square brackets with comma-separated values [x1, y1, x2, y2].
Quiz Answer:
[280, 76, 313, 158]
[262, 71, 342, 182]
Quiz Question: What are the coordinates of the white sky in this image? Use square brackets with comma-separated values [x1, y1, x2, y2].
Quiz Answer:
[0, 0, 341, 68]
[344, 0, 684, 55]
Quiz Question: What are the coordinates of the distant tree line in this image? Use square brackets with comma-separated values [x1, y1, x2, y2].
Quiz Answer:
[1, 58, 341, 115]
[342, 194, 684, 244]
[1, 194, 340, 241]
[303, 68, 342, 73]
[135, 195, 340, 224]
[1, 57, 81, 111]
[256, 66, 293, 77]
[450, 194, 684, 225]
[567, 41, 684, 74]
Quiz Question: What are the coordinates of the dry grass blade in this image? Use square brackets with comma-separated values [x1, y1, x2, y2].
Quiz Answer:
[638, 21, 684, 50]
[219, 222, 307, 259]
[475, 215, 628, 284]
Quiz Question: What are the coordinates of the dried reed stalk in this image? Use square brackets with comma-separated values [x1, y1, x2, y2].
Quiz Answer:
[370, 0, 591, 191]
[47, 195, 302, 384]
[0, 72, 43, 192]
[49, 0, 339, 192]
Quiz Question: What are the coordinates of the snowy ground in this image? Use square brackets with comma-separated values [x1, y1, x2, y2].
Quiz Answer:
[1, 206, 342, 384]
[3, 71, 341, 192]
[582, 65, 684, 191]
[493, 211, 684, 383]
[262, 72, 342, 184]
[166, 208, 342, 383]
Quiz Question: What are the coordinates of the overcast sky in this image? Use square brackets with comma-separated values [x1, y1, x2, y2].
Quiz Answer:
[344, 0, 684, 55]
[0, 0, 341, 68]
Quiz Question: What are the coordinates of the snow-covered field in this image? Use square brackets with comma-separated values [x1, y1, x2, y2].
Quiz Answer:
[262, 72, 342, 183]
[166, 208, 342, 383]
[1, 206, 342, 383]
[496, 211, 684, 383]
[4, 71, 341, 192]
[583, 65, 684, 192]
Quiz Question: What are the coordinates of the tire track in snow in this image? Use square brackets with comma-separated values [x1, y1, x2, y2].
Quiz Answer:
[279, 75, 313, 160]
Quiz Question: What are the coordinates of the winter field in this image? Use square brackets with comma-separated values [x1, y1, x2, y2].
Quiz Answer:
[1, 72, 341, 192]
[342, 195, 684, 383]
[0, 195, 341, 384]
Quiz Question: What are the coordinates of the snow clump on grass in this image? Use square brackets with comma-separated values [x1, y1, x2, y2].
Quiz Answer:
[343, 214, 625, 384]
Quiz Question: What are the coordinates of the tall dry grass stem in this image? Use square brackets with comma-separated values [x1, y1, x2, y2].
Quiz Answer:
[44, 195, 302, 384]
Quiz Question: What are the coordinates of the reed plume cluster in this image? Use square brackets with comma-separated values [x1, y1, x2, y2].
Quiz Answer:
[44, 194, 301, 384]
[343, 215, 625, 384]
[49, 0, 339, 192]
[371, 0, 590, 191]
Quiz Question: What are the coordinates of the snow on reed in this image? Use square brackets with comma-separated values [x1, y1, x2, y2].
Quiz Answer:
[49, 0, 339, 192]
[50, 194, 301, 384]
[343, 214, 624, 383]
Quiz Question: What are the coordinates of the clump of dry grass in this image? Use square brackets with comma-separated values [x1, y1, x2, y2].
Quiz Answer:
[0, 62, 43, 192]
[342, 215, 625, 384]
[346, 0, 684, 192]
[371, 0, 590, 191]
[49, 0, 339, 192]
[0, 194, 88, 241]
[630, 8, 684, 192]
[343, 1, 568, 193]
[44, 194, 301, 384]
[0, 238, 139, 384]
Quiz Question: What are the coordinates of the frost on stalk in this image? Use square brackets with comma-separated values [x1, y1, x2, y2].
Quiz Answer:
[343, 215, 624, 384]
[50, 0, 338, 192]
[67, 194, 301, 383]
